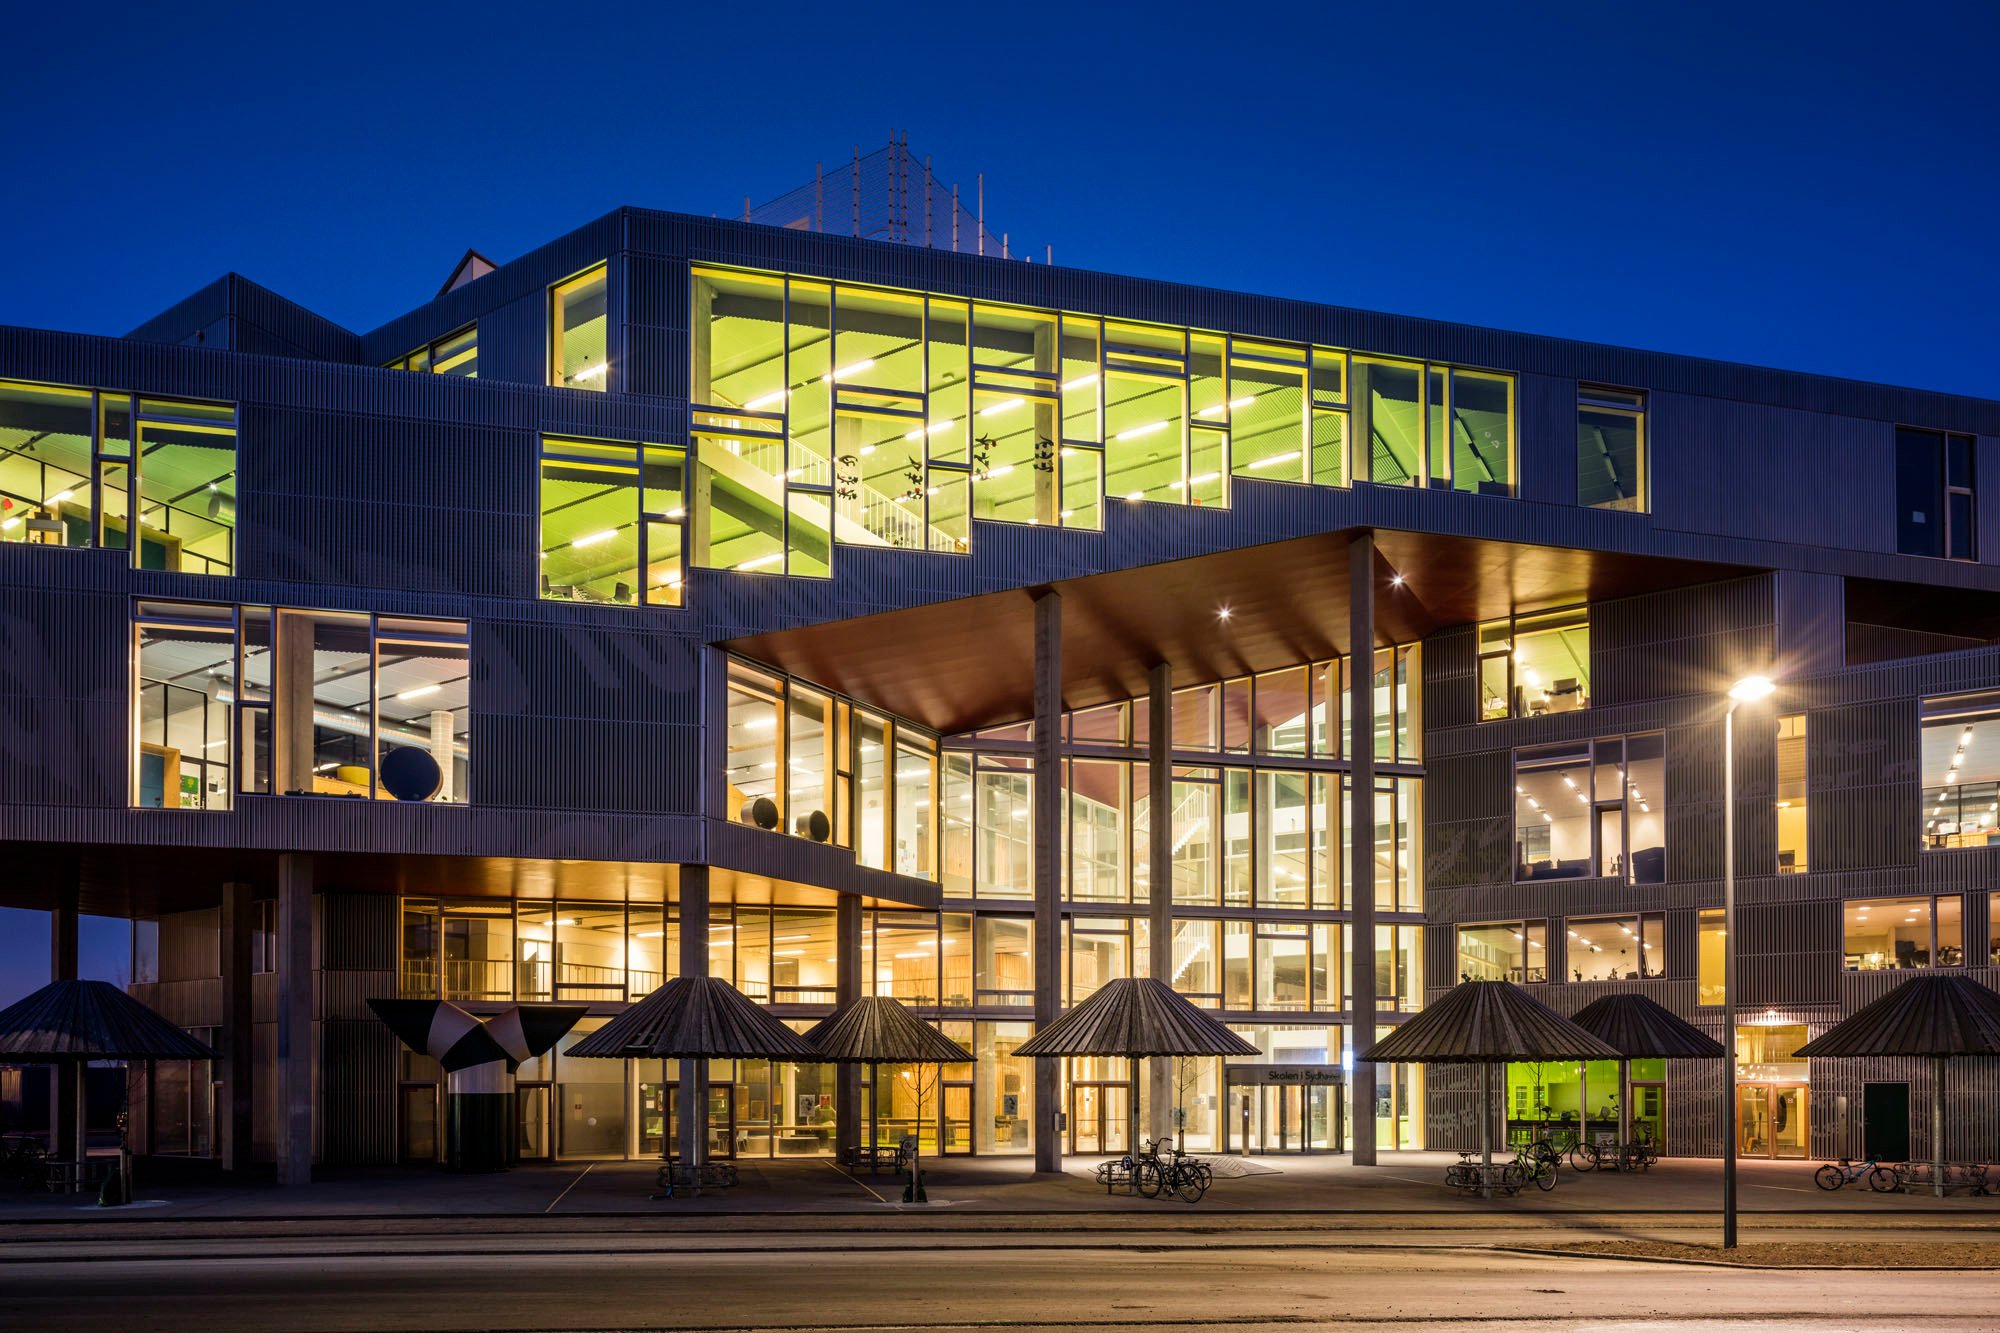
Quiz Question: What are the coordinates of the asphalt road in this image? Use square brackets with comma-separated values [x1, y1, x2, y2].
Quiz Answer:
[6, 1231, 2000, 1331]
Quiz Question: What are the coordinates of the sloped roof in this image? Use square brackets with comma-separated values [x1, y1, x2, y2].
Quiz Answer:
[803, 996, 973, 1065]
[0, 980, 216, 1061]
[1796, 974, 2000, 1059]
[1014, 978, 1261, 1058]
[1360, 980, 1622, 1064]
[1570, 993, 1726, 1060]
[566, 976, 820, 1061]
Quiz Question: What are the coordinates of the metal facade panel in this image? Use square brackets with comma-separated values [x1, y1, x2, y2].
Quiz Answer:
[1809, 699, 1919, 872]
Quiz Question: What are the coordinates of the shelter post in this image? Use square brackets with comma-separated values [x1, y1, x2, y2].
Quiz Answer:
[51, 881, 78, 1161]
[276, 853, 313, 1186]
[677, 867, 711, 1169]
[1031, 588, 1063, 1173]
[1146, 663, 1173, 1145]
[835, 895, 862, 1164]
[1480, 1060, 1493, 1199]
[1348, 533, 1377, 1166]
[1934, 1055, 1946, 1199]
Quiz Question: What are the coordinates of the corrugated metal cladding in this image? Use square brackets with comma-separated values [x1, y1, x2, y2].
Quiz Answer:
[318, 895, 396, 1166]
[1591, 576, 1776, 707]
[1809, 699, 1919, 872]
[0, 577, 127, 808]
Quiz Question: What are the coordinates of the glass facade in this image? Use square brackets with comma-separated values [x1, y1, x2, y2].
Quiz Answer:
[0, 381, 237, 573]
[387, 325, 477, 377]
[1577, 385, 1646, 511]
[1921, 693, 2000, 849]
[551, 264, 609, 390]
[1479, 606, 1590, 720]
[1514, 733, 1663, 883]
[690, 265, 1513, 577]
[1841, 896, 1962, 970]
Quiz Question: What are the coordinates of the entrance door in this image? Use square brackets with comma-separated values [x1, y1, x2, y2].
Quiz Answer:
[398, 1082, 439, 1165]
[1738, 1085, 1810, 1158]
[517, 1082, 553, 1162]
[1068, 1083, 1129, 1154]
[1864, 1082, 1911, 1162]
[942, 1083, 972, 1154]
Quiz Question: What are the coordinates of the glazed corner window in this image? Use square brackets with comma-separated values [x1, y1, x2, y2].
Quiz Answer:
[551, 264, 609, 391]
[539, 437, 685, 606]
[1514, 733, 1663, 884]
[133, 601, 238, 810]
[239, 609, 470, 803]
[1920, 693, 2000, 849]
[1775, 712, 1807, 872]
[0, 382, 236, 574]
[1565, 914, 1665, 982]
[1895, 426, 1976, 560]
[1479, 606, 1590, 720]
[1457, 921, 1548, 984]
[1843, 896, 1962, 970]
[1578, 386, 1646, 511]
[389, 325, 478, 377]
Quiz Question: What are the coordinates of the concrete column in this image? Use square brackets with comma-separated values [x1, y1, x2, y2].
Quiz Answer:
[276, 854, 313, 1186]
[1031, 588, 1063, 1174]
[676, 867, 710, 1167]
[1348, 533, 1378, 1166]
[51, 883, 78, 1161]
[219, 882, 255, 1172]
[835, 894, 862, 1160]
[1146, 664, 1175, 1144]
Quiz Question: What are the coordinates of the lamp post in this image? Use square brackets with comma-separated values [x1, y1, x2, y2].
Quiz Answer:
[1722, 673, 1775, 1250]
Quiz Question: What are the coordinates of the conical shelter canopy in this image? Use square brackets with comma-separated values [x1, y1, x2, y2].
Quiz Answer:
[804, 996, 973, 1065]
[1795, 975, 2000, 1059]
[1795, 974, 2000, 1199]
[0, 979, 216, 1061]
[1361, 980, 1619, 1197]
[1360, 980, 1622, 1065]
[1015, 978, 1260, 1058]
[1570, 994, 1726, 1060]
[568, 976, 820, 1061]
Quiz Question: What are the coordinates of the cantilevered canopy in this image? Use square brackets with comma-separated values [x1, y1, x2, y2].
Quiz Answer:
[1570, 994, 1725, 1060]
[567, 976, 820, 1061]
[1795, 975, 2000, 1058]
[0, 979, 216, 1061]
[804, 996, 973, 1065]
[1015, 978, 1259, 1058]
[1360, 980, 1621, 1065]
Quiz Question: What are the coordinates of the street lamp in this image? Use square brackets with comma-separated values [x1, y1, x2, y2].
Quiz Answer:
[1722, 673, 1775, 1249]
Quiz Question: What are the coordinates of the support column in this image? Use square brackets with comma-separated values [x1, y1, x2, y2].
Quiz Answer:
[219, 882, 255, 1172]
[51, 883, 78, 1162]
[1146, 664, 1175, 1145]
[835, 894, 862, 1161]
[1348, 534, 1378, 1167]
[676, 867, 710, 1167]
[1031, 588, 1063, 1174]
[276, 854, 313, 1186]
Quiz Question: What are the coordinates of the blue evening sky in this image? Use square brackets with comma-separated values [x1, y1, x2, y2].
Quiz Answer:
[0, 0, 1995, 1003]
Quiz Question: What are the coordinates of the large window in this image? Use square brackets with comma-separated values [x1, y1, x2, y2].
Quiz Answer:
[1843, 896, 1962, 970]
[551, 264, 609, 390]
[1699, 909, 1725, 1005]
[403, 898, 673, 1003]
[1, 382, 236, 573]
[1896, 427, 1975, 560]
[1514, 733, 1663, 882]
[539, 437, 684, 606]
[133, 601, 237, 810]
[1479, 606, 1590, 719]
[690, 265, 1513, 577]
[1578, 386, 1646, 511]
[1921, 693, 2000, 849]
[1565, 914, 1666, 982]
[1776, 712, 1807, 872]
[1457, 921, 1548, 983]
[239, 609, 470, 802]
[388, 326, 477, 377]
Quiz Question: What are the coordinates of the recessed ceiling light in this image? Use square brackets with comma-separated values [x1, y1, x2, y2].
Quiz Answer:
[1217, 606, 1233, 621]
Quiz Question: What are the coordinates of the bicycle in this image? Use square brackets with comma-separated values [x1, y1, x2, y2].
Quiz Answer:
[1135, 1139, 1210, 1202]
[1512, 1145, 1558, 1192]
[1445, 1150, 1525, 1197]
[1813, 1157, 1893, 1192]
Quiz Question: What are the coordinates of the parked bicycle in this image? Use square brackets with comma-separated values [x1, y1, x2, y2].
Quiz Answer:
[1813, 1156, 1894, 1192]
[1445, 1150, 1526, 1197]
[653, 1158, 739, 1198]
[1570, 1129, 1659, 1173]
[1512, 1144, 1559, 1192]
[1133, 1138, 1211, 1202]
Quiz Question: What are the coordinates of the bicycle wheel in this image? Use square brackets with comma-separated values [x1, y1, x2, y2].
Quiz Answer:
[1175, 1168, 1204, 1203]
[1868, 1166, 1899, 1193]
[1500, 1162, 1526, 1195]
[1569, 1143, 1597, 1173]
[1532, 1160, 1558, 1191]
[1193, 1162, 1214, 1190]
[1814, 1164, 1844, 1191]
[1134, 1158, 1164, 1199]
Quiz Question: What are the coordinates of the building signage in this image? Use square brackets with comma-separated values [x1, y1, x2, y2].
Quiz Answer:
[1224, 1063, 1345, 1086]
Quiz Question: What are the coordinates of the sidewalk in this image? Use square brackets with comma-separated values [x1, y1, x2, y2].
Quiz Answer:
[3, 1151, 1996, 1226]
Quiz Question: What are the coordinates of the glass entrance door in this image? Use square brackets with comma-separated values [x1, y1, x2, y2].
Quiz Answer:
[517, 1082, 553, 1162]
[1738, 1085, 1809, 1158]
[1068, 1083, 1129, 1154]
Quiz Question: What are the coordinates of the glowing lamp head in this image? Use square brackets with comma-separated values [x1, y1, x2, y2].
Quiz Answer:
[1728, 674, 1776, 703]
